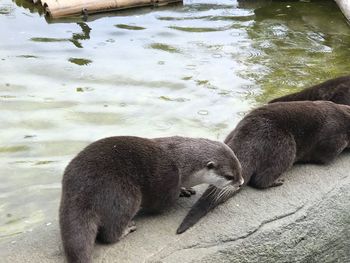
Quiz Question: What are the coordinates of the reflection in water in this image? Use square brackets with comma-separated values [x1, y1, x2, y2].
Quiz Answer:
[1, 0, 350, 243]
[0, 4, 15, 16]
[29, 22, 91, 48]
[16, 55, 38, 58]
[70, 22, 91, 48]
[68, 57, 92, 65]
[237, 0, 350, 103]
[13, 0, 45, 16]
[115, 24, 146, 30]
[30, 37, 67, 42]
[169, 25, 229, 32]
[149, 43, 182, 53]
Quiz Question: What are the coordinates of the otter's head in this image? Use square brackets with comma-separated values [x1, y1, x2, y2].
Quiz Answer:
[191, 143, 244, 190]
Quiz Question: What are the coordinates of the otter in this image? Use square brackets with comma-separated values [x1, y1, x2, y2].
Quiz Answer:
[59, 136, 243, 263]
[269, 75, 350, 105]
[177, 101, 350, 234]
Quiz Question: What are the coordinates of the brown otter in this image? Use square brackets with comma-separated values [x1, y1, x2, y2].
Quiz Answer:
[177, 101, 350, 234]
[269, 75, 350, 105]
[59, 136, 243, 263]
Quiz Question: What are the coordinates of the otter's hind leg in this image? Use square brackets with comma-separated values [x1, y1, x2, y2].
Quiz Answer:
[96, 188, 141, 244]
[249, 134, 296, 189]
[309, 136, 348, 164]
[249, 166, 290, 189]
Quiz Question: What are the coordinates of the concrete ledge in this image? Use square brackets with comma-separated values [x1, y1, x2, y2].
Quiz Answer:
[336, 0, 350, 22]
[1, 152, 350, 263]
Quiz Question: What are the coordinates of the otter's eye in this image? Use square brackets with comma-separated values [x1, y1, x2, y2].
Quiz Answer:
[206, 161, 216, 169]
[224, 175, 234, 181]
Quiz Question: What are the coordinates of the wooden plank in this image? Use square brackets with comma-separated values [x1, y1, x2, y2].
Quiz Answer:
[29, 0, 182, 18]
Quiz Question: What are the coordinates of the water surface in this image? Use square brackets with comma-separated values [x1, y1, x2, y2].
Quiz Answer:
[0, 0, 349, 242]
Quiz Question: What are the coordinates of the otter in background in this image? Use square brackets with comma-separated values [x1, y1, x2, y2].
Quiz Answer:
[269, 75, 350, 105]
[59, 136, 243, 263]
[177, 101, 350, 234]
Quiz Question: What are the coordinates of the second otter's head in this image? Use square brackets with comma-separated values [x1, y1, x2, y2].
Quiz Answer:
[185, 141, 244, 190]
[203, 143, 244, 190]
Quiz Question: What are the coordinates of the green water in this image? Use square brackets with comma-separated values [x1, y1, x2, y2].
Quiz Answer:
[0, 0, 349, 242]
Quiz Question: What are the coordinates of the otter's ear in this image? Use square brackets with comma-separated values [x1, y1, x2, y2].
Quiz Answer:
[206, 161, 216, 169]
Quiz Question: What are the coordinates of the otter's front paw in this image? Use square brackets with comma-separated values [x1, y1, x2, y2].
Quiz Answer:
[180, 187, 196, 197]
[271, 178, 285, 187]
[122, 221, 137, 238]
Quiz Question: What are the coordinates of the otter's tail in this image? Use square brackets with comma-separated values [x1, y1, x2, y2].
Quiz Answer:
[176, 185, 238, 234]
[60, 209, 98, 263]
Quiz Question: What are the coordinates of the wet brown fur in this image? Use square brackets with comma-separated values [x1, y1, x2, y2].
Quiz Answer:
[59, 136, 242, 263]
[177, 101, 350, 234]
[269, 75, 350, 105]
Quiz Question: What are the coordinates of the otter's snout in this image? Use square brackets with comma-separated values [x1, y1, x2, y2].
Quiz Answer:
[224, 174, 244, 189]
[238, 177, 244, 187]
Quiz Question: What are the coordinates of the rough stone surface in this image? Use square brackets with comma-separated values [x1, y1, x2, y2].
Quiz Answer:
[1, 152, 350, 263]
[336, 0, 350, 22]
